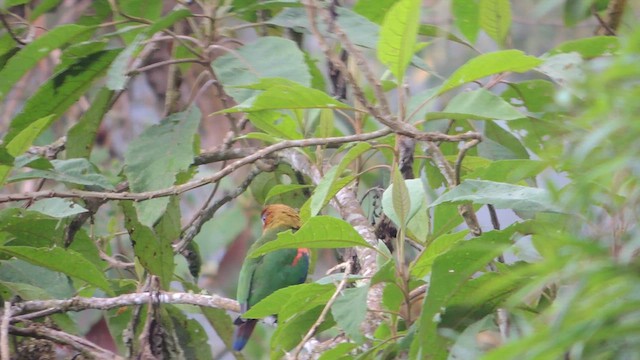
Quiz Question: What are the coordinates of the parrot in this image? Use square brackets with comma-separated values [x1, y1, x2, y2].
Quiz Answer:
[232, 204, 310, 351]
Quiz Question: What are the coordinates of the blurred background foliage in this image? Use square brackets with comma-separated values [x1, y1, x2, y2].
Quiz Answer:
[0, 0, 639, 359]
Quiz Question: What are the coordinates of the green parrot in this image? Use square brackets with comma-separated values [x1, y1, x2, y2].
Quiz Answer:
[232, 204, 310, 351]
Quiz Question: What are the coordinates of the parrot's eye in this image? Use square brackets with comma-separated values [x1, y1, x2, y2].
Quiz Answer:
[261, 212, 267, 225]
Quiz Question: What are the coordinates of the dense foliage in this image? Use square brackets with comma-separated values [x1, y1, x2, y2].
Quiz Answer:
[0, 0, 638, 359]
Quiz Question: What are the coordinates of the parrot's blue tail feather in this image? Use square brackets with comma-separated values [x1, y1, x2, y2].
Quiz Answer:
[232, 319, 258, 351]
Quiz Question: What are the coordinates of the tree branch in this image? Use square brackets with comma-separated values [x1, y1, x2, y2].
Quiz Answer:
[9, 323, 123, 360]
[11, 292, 240, 321]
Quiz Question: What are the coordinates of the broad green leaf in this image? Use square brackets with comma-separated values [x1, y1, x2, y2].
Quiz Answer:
[0, 115, 55, 184]
[121, 202, 175, 289]
[452, 0, 480, 43]
[501, 79, 555, 113]
[410, 230, 468, 278]
[0, 259, 74, 299]
[200, 307, 236, 351]
[245, 110, 302, 139]
[9, 158, 115, 190]
[309, 142, 371, 216]
[317, 343, 358, 360]
[465, 159, 547, 183]
[271, 306, 329, 355]
[382, 178, 426, 227]
[391, 166, 411, 227]
[243, 283, 334, 319]
[438, 50, 542, 95]
[66, 87, 114, 158]
[418, 24, 473, 48]
[250, 163, 308, 208]
[418, 229, 512, 357]
[268, 7, 379, 49]
[0, 246, 112, 295]
[165, 304, 213, 360]
[479, 0, 511, 46]
[478, 120, 529, 160]
[29, 0, 63, 20]
[548, 36, 620, 59]
[0, 24, 92, 100]
[538, 53, 585, 88]
[223, 78, 352, 113]
[28, 199, 88, 218]
[354, 0, 399, 23]
[124, 106, 200, 226]
[249, 216, 373, 258]
[266, 184, 314, 203]
[430, 179, 563, 213]
[427, 89, 525, 121]
[331, 285, 369, 344]
[3, 49, 119, 145]
[377, 0, 421, 80]
[107, 33, 145, 90]
[212, 37, 311, 103]
[0, 208, 101, 265]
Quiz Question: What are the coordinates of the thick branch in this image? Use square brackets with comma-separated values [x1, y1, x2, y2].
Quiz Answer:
[9, 324, 122, 360]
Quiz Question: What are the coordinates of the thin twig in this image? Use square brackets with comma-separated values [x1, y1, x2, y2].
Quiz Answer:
[290, 262, 352, 359]
[175, 167, 267, 253]
[1, 129, 404, 204]
[0, 12, 26, 45]
[1, 301, 11, 360]
[128, 58, 206, 75]
[454, 139, 480, 185]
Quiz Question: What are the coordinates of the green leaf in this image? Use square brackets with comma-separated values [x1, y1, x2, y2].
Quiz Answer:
[377, 0, 421, 80]
[28, 199, 88, 218]
[271, 305, 329, 355]
[309, 142, 371, 216]
[107, 33, 145, 90]
[8, 158, 115, 190]
[430, 179, 563, 212]
[66, 87, 114, 158]
[418, 228, 512, 357]
[410, 230, 468, 278]
[0, 208, 101, 264]
[212, 37, 311, 103]
[428, 89, 525, 121]
[391, 166, 411, 227]
[478, 120, 529, 160]
[249, 216, 373, 258]
[200, 307, 236, 351]
[121, 201, 175, 289]
[353, 0, 399, 23]
[3, 49, 119, 145]
[479, 0, 511, 46]
[465, 159, 547, 183]
[243, 283, 334, 319]
[0, 115, 56, 184]
[331, 285, 369, 344]
[452, 0, 480, 43]
[317, 343, 358, 360]
[438, 50, 542, 95]
[266, 184, 314, 203]
[547, 36, 620, 59]
[0, 246, 112, 295]
[245, 110, 302, 139]
[165, 304, 213, 360]
[223, 78, 352, 113]
[0, 259, 74, 299]
[382, 178, 426, 227]
[0, 24, 92, 101]
[124, 106, 200, 226]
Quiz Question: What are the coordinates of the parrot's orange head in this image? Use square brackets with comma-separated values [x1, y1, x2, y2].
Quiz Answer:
[261, 204, 300, 231]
